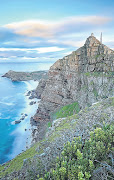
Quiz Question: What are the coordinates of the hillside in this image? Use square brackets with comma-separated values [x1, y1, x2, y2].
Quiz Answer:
[0, 97, 114, 179]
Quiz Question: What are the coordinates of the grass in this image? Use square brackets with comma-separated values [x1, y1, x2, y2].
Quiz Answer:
[0, 141, 45, 178]
[95, 54, 100, 58]
[84, 72, 103, 77]
[52, 102, 80, 120]
[0, 102, 80, 178]
[47, 122, 52, 128]
[84, 71, 114, 77]
[47, 115, 79, 143]
[93, 88, 98, 98]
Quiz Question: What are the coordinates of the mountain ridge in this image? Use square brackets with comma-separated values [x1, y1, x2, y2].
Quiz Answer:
[32, 34, 114, 135]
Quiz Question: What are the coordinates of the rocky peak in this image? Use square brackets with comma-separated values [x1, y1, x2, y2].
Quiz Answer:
[84, 33, 113, 57]
[85, 34, 101, 47]
[50, 34, 113, 72]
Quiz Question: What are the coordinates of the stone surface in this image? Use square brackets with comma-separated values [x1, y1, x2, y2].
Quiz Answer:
[15, 120, 21, 124]
[33, 35, 114, 124]
[35, 79, 47, 99]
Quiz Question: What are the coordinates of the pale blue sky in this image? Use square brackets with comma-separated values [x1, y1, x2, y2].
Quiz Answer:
[0, 0, 113, 62]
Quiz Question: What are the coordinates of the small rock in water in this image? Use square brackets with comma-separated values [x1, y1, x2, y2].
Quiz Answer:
[15, 120, 21, 124]
[25, 114, 28, 116]
[29, 96, 33, 99]
[26, 91, 31, 96]
[29, 101, 34, 105]
[20, 117, 25, 120]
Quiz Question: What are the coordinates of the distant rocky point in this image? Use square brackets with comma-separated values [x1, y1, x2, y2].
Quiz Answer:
[2, 70, 48, 81]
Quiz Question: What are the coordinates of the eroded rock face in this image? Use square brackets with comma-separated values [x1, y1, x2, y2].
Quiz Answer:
[50, 35, 113, 73]
[33, 35, 114, 123]
[35, 79, 47, 99]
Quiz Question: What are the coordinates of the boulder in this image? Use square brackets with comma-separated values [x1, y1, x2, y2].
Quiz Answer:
[15, 120, 21, 124]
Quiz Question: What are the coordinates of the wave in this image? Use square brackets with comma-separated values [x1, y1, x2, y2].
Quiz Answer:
[0, 116, 11, 120]
[0, 101, 14, 106]
[24, 80, 38, 91]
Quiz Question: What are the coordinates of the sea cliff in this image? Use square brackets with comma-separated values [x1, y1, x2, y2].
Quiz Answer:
[31, 34, 114, 141]
[1, 34, 114, 180]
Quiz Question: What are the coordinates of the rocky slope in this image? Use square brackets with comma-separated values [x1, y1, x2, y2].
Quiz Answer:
[0, 34, 114, 180]
[33, 34, 114, 125]
[2, 70, 47, 81]
[0, 97, 114, 179]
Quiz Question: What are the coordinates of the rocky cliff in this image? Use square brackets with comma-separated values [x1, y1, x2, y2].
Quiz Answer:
[0, 34, 114, 180]
[33, 34, 114, 125]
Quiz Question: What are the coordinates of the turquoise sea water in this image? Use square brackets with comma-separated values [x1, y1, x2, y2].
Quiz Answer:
[0, 62, 52, 164]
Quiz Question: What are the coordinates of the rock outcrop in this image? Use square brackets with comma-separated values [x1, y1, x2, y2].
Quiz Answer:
[2, 70, 47, 81]
[35, 79, 47, 99]
[33, 34, 114, 124]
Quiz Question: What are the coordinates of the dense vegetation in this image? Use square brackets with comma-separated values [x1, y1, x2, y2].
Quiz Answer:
[51, 102, 80, 120]
[38, 124, 114, 180]
[0, 98, 113, 179]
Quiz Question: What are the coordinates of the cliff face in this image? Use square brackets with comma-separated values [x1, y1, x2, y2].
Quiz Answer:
[50, 35, 113, 73]
[33, 34, 114, 123]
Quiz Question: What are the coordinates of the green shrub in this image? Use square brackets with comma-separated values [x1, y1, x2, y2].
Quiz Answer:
[39, 124, 114, 179]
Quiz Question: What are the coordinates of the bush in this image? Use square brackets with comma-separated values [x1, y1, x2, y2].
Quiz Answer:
[38, 124, 114, 180]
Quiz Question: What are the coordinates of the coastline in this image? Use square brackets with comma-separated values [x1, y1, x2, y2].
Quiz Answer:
[8, 80, 40, 161]
[0, 66, 48, 165]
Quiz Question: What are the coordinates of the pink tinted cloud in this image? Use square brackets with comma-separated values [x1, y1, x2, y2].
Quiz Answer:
[5, 16, 111, 38]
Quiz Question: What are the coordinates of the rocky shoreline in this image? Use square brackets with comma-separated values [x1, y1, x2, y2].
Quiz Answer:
[2, 70, 48, 147]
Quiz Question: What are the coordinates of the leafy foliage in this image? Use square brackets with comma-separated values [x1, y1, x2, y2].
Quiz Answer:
[38, 124, 114, 180]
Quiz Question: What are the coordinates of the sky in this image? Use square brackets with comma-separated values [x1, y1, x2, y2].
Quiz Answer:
[0, 0, 114, 63]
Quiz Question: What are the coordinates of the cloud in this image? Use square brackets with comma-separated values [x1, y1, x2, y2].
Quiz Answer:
[5, 20, 54, 38]
[0, 15, 113, 62]
[0, 27, 21, 42]
[5, 16, 111, 38]
[0, 46, 65, 60]
[0, 46, 65, 53]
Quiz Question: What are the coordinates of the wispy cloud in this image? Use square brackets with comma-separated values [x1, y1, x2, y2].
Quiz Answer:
[0, 15, 113, 62]
[5, 16, 111, 38]
[0, 47, 65, 53]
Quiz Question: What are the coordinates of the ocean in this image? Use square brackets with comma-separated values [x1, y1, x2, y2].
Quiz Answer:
[0, 62, 52, 164]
